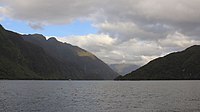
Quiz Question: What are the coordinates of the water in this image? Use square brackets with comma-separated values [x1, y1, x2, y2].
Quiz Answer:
[0, 81, 200, 112]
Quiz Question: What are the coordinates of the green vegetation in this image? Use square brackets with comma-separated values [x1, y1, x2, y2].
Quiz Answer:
[0, 25, 118, 80]
[117, 45, 200, 80]
[23, 34, 118, 80]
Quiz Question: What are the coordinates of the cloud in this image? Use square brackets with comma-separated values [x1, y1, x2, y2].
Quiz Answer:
[136, 0, 200, 23]
[2, 0, 200, 36]
[0, 5, 10, 21]
[58, 34, 116, 53]
[159, 32, 200, 51]
[1, 0, 200, 65]
[0, 0, 100, 24]
[58, 32, 200, 66]
[28, 22, 44, 30]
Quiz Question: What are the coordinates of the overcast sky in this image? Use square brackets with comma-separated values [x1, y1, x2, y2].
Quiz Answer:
[1, 0, 200, 66]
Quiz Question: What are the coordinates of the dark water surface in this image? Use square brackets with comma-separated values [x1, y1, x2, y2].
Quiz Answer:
[0, 81, 200, 112]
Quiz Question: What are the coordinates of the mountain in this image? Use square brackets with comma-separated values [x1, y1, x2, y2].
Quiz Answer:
[0, 25, 118, 80]
[116, 45, 200, 80]
[22, 34, 118, 80]
[0, 25, 80, 79]
[110, 64, 139, 75]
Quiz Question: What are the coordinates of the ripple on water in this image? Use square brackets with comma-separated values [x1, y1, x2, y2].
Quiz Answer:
[0, 81, 200, 112]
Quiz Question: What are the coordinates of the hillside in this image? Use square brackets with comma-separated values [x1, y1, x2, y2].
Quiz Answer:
[22, 34, 118, 79]
[117, 45, 200, 80]
[110, 64, 139, 75]
[0, 25, 118, 80]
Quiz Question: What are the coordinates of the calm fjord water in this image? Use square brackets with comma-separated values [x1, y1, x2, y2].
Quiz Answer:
[0, 81, 200, 112]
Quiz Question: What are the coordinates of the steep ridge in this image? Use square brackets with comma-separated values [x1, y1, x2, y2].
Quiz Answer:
[23, 34, 118, 79]
[117, 45, 200, 80]
[0, 25, 118, 80]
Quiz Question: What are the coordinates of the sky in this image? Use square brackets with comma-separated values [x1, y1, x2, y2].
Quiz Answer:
[0, 0, 200, 66]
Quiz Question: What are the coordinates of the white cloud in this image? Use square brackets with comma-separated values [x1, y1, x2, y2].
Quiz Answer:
[158, 32, 200, 53]
[58, 34, 116, 53]
[58, 32, 200, 66]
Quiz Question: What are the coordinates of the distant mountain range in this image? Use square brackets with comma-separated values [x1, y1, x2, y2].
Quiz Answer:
[109, 64, 139, 75]
[116, 45, 200, 80]
[0, 25, 118, 80]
